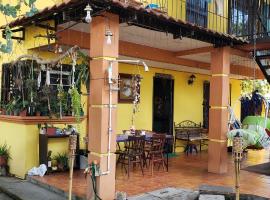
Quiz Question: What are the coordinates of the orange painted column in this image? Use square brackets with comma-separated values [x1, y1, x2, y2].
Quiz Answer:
[87, 13, 119, 200]
[208, 47, 230, 174]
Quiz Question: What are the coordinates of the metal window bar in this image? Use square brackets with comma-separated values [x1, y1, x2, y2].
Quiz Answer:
[138, 0, 228, 33]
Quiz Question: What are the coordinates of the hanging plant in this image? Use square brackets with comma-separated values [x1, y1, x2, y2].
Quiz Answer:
[76, 51, 90, 93]
[57, 85, 68, 117]
[131, 75, 142, 126]
[69, 87, 81, 123]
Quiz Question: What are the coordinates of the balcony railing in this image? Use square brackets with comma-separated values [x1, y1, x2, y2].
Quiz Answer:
[136, 0, 229, 33]
[229, 0, 270, 40]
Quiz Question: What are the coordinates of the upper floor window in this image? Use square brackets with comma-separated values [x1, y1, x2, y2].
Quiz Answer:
[229, 0, 250, 37]
[215, 0, 224, 16]
[186, 0, 208, 27]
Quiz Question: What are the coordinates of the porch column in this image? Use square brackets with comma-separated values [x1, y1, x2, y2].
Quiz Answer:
[87, 13, 119, 200]
[208, 47, 230, 174]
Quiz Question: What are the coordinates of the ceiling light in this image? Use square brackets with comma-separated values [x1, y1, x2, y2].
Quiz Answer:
[84, 4, 93, 23]
[105, 30, 113, 45]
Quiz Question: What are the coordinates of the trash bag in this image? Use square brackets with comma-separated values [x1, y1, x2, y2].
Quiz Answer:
[27, 164, 47, 177]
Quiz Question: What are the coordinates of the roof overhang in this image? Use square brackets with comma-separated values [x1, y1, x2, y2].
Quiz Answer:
[1, 0, 247, 47]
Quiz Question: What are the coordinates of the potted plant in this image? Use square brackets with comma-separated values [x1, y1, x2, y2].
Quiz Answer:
[5, 100, 15, 115]
[53, 152, 69, 171]
[0, 143, 11, 167]
[0, 103, 7, 115]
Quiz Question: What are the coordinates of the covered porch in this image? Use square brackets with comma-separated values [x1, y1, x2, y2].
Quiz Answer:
[29, 150, 270, 199]
[0, 1, 268, 200]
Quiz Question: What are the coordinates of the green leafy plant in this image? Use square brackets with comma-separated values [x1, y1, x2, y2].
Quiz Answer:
[69, 87, 82, 123]
[0, 0, 37, 53]
[5, 100, 16, 115]
[241, 79, 270, 96]
[0, 143, 11, 160]
[76, 51, 90, 93]
[57, 85, 68, 116]
[53, 152, 69, 171]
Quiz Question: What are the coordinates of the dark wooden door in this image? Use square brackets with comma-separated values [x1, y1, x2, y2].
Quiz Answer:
[152, 75, 174, 136]
[203, 81, 210, 129]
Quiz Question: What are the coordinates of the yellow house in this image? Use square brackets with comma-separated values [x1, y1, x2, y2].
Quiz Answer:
[0, 0, 268, 199]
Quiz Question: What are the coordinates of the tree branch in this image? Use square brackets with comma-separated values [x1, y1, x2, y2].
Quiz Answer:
[11, 45, 80, 67]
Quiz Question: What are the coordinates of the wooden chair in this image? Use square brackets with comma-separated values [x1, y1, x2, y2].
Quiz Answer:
[117, 135, 145, 178]
[145, 133, 166, 175]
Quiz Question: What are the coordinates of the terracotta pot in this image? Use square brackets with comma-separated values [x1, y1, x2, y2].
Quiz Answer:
[0, 156, 7, 166]
[36, 112, 41, 116]
[20, 110, 27, 117]
[57, 163, 64, 171]
[0, 110, 5, 115]
[46, 127, 56, 136]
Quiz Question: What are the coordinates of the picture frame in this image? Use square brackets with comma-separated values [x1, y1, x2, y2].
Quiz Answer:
[118, 73, 140, 103]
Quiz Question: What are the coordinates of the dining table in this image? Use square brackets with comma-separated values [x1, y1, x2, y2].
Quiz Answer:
[116, 132, 173, 171]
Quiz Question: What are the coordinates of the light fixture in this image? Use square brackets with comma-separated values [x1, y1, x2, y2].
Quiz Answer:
[188, 74, 196, 85]
[58, 46, 63, 53]
[105, 29, 113, 45]
[142, 61, 149, 72]
[84, 4, 93, 23]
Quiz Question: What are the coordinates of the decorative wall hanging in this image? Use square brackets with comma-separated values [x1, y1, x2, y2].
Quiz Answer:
[118, 73, 141, 103]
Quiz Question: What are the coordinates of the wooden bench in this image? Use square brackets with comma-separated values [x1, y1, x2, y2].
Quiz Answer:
[174, 120, 208, 155]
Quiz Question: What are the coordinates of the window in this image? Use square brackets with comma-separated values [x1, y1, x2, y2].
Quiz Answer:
[215, 0, 224, 16]
[229, 0, 250, 36]
[186, 0, 208, 27]
[0, 61, 75, 117]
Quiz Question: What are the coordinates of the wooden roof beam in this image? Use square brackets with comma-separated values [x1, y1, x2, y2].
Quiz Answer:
[175, 46, 250, 58]
[174, 46, 214, 57]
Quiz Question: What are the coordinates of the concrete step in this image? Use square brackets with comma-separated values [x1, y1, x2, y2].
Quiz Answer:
[0, 192, 14, 200]
[0, 177, 67, 200]
[27, 176, 84, 200]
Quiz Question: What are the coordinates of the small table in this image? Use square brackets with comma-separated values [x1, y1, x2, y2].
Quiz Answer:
[116, 133, 173, 171]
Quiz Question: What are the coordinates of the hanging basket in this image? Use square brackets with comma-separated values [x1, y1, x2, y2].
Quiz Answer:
[69, 135, 77, 151]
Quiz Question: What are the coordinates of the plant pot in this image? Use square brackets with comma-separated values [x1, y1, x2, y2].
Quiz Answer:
[0, 110, 6, 115]
[57, 163, 65, 171]
[46, 127, 56, 136]
[36, 112, 41, 116]
[19, 110, 27, 117]
[0, 156, 7, 166]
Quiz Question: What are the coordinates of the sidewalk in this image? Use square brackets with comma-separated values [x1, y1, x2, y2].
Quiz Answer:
[0, 177, 66, 200]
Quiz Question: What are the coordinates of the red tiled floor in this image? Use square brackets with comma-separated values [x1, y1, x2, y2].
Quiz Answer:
[32, 150, 270, 198]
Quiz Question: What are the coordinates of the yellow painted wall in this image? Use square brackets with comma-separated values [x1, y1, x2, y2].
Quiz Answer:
[208, 0, 228, 33]
[117, 63, 241, 135]
[0, 120, 87, 178]
[141, 0, 228, 33]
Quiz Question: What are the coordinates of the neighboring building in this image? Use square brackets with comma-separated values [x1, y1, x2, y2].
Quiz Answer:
[0, 0, 269, 199]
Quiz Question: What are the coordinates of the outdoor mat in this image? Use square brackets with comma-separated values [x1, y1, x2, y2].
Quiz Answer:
[242, 162, 270, 176]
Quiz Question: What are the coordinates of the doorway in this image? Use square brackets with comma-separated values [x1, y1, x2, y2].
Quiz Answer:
[203, 81, 210, 129]
[152, 74, 174, 136]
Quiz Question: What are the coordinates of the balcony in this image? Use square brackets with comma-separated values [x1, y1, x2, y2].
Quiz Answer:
[135, 0, 228, 33]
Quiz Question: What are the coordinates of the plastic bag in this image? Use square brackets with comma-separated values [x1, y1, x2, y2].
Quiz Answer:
[27, 164, 47, 177]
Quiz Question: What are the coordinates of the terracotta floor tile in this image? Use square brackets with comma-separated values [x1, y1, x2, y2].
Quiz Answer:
[32, 150, 270, 198]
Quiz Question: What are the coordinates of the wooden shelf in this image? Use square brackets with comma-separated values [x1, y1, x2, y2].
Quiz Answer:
[46, 135, 70, 138]
[0, 115, 86, 125]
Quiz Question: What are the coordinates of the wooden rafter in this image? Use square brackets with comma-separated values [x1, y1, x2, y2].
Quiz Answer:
[175, 46, 251, 58]
[174, 46, 214, 57]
